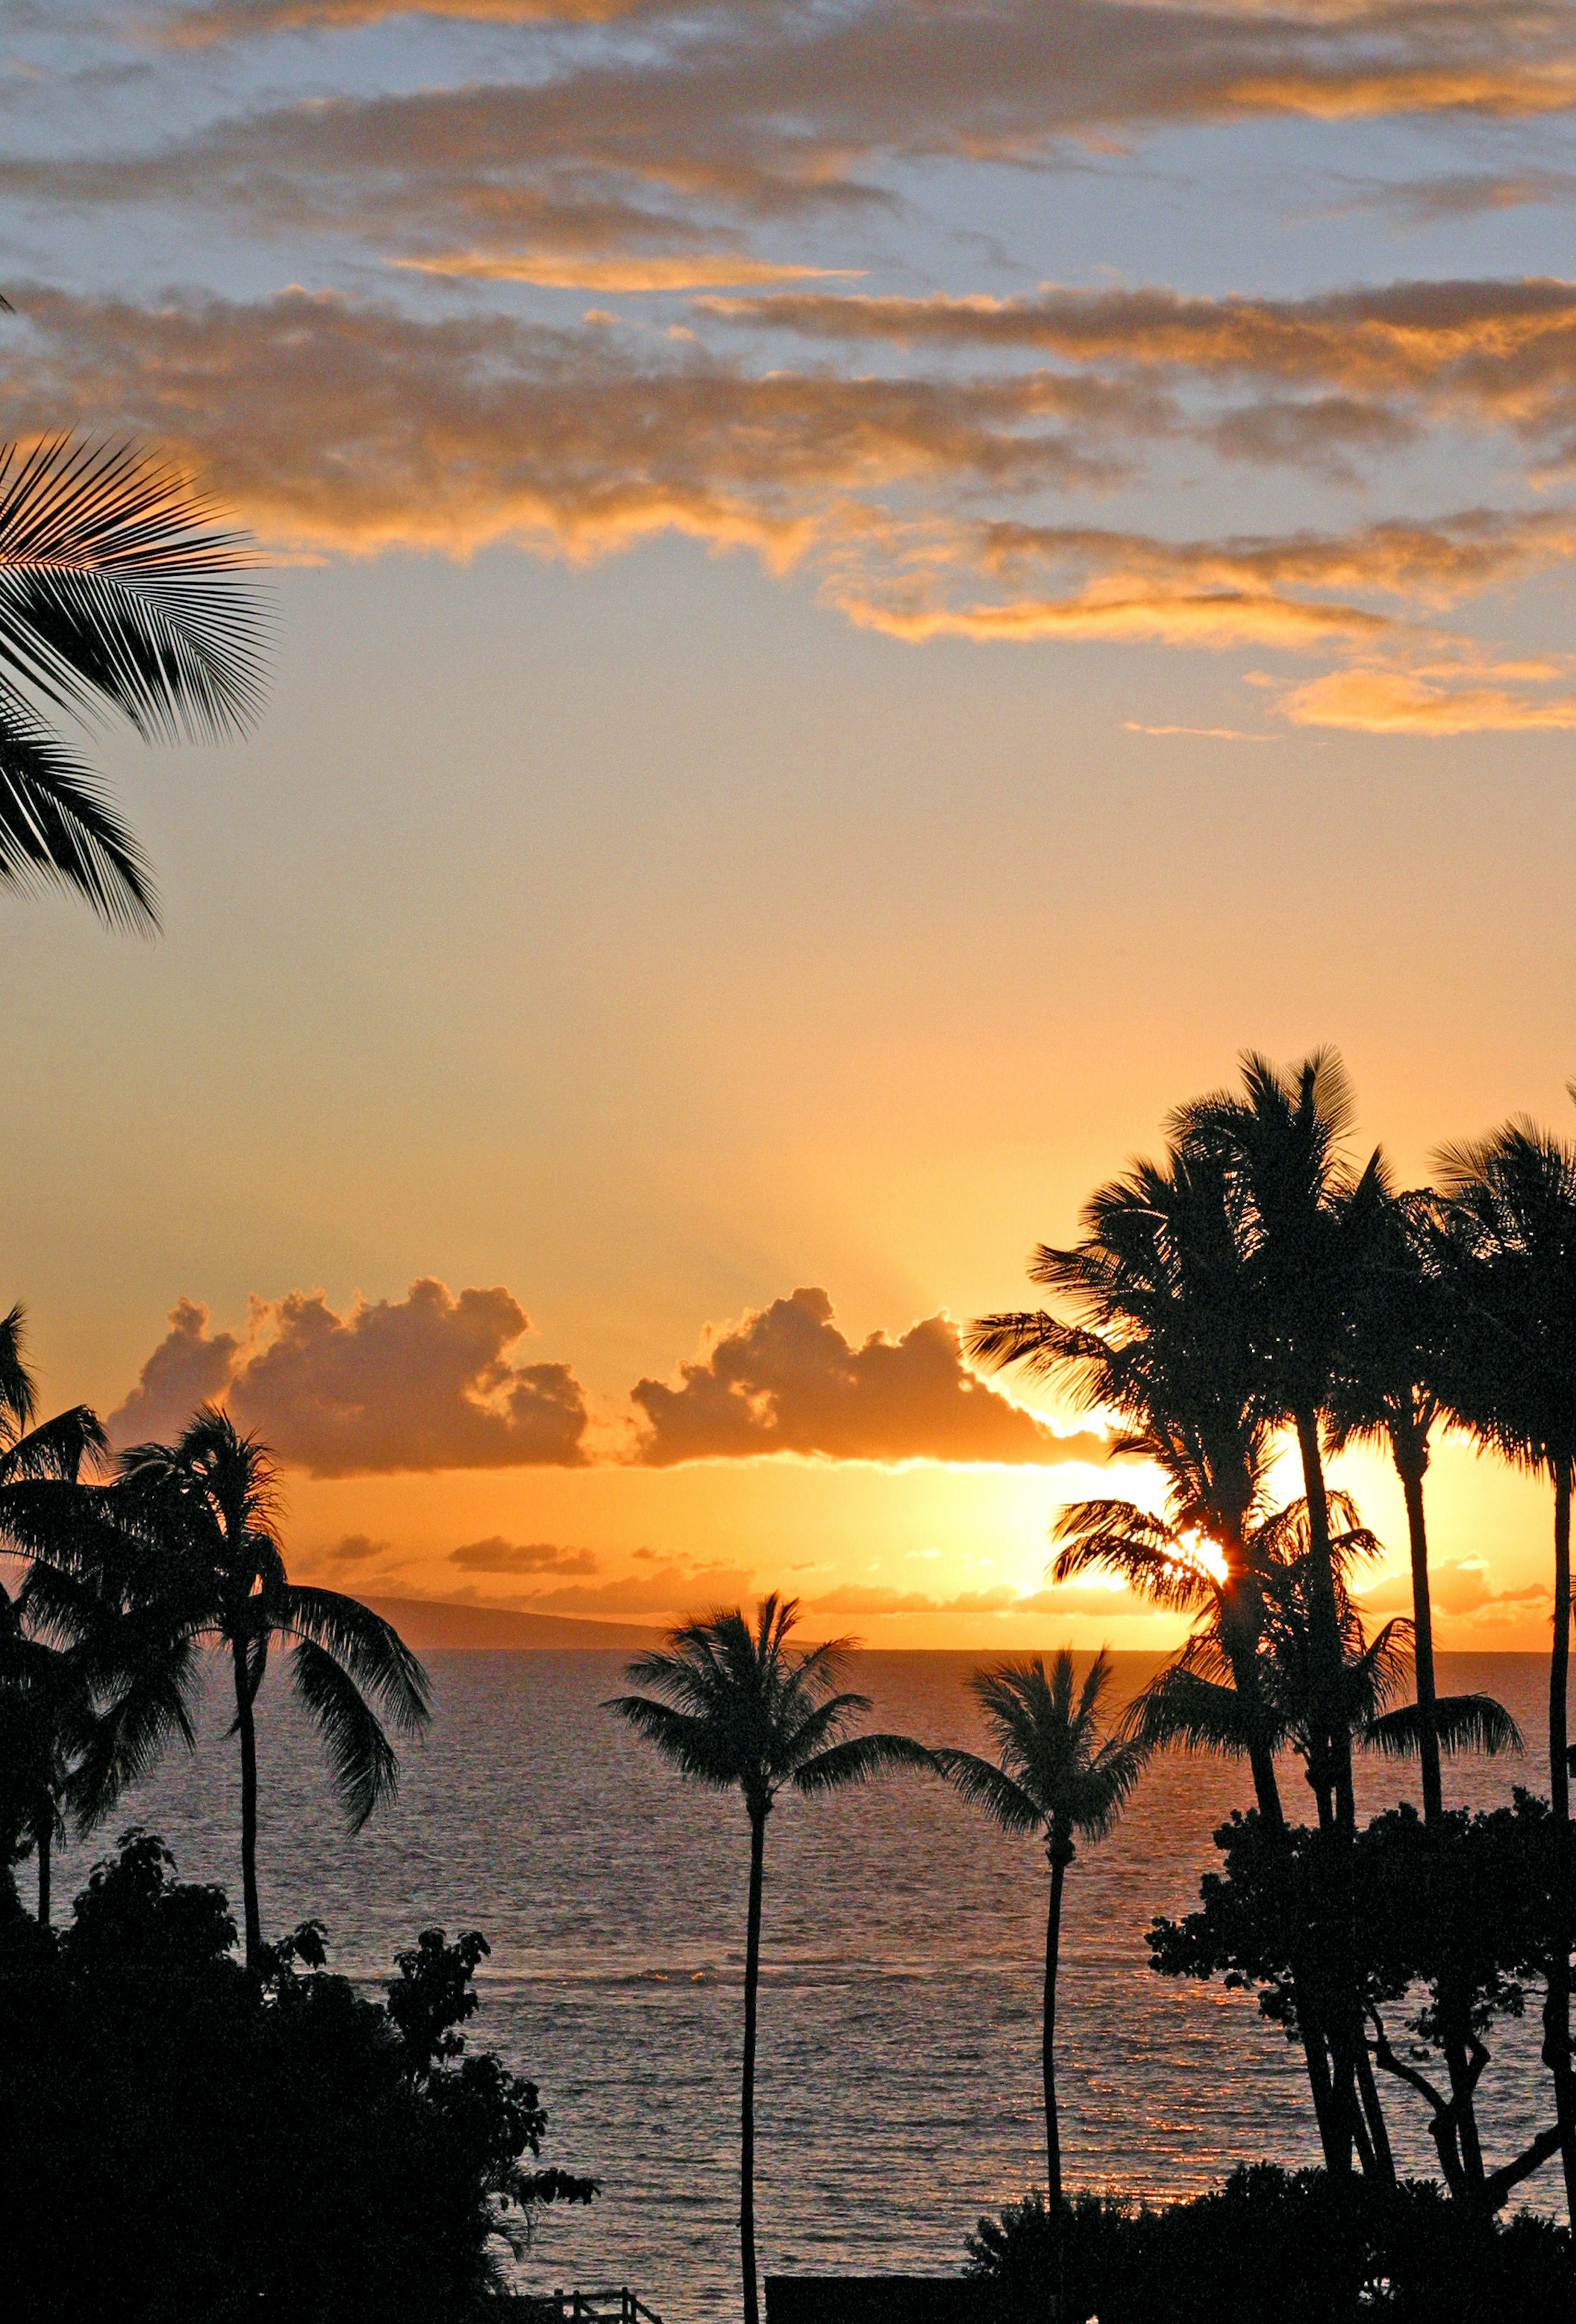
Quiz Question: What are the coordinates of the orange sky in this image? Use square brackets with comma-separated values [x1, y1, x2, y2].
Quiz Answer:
[9, 0, 1576, 1657]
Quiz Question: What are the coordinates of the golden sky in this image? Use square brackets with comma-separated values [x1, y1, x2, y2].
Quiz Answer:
[8, 0, 1576, 1650]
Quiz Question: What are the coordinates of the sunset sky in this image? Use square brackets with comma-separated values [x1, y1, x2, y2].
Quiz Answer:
[8, 0, 1576, 1648]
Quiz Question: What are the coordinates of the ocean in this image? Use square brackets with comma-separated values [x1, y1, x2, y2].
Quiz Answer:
[48, 1649, 1565, 2317]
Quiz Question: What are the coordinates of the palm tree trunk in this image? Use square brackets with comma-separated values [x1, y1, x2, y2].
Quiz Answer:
[1293, 1407, 1361, 2177]
[234, 1641, 262, 1974]
[1545, 1456, 1576, 2217]
[1230, 1627, 1342, 2172]
[1398, 1452, 1443, 1825]
[1398, 1440, 1488, 2198]
[1044, 1846, 1067, 2324]
[35, 1815, 50, 1928]
[740, 1806, 765, 2324]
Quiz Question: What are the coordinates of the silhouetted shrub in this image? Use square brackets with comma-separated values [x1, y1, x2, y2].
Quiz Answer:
[966, 2163, 1572, 2324]
[0, 1831, 594, 2323]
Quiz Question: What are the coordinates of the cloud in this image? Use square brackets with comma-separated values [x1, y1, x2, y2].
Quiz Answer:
[799, 1578, 1150, 1620]
[318, 1532, 394, 1564]
[396, 253, 863, 291]
[512, 1557, 757, 1617]
[1359, 1559, 1550, 1617]
[1280, 662, 1576, 732]
[630, 1286, 1108, 1466]
[708, 275, 1576, 460]
[109, 1278, 591, 1475]
[109, 1297, 243, 1446]
[58, 0, 1576, 249]
[448, 1536, 600, 1574]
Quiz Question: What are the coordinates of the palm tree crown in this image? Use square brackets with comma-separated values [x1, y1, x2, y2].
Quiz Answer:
[0, 434, 264, 930]
[937, 1652, 1143, 1866]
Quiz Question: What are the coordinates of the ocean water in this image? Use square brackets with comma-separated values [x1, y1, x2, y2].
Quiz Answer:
[48, 1650, 1565, 2317]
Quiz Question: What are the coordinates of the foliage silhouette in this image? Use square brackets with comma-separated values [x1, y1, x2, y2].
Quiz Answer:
[0, 1829, 594, 2321]
[0, 436, 264, 930]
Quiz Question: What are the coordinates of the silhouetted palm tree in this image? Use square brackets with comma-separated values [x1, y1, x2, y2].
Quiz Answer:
[968, 1146, 1356, 2161]
[0, 1305, 197, 1919]
[114, 1409, 431, 1969]
[933, 1652, 1144, 2265]
[606, 1596, 932, 2324]
[1436, 1109, 1576, 2214]
[0, 435, 263, 929]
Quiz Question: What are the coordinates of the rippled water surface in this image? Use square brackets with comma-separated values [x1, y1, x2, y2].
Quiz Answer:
[51, 1650, 1564, 2316]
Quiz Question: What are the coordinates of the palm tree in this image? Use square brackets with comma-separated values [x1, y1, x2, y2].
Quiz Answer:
[0, 434, 263, 930]
[0, 1304, 198, 1920]
[605, 1596, 932, 2324]
[934, 1652, 1143, 2311]
[968, 1144, 1356, 2160]
[112, 1408, 431, 1970]
[1435, 1110, 1576, 2215]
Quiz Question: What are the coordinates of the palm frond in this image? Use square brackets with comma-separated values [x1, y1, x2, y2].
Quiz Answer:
[930, 1746, 1044, 1834]
[603, 1693, 747, 1788]
[0, 1404, 109, 1485]
[0, 699, 157, 930]
[0, 437, 264, 742]
[1126, 1664, 1261, 1758]
[1360, 1693, 1524, 1761]
[0, 1304, 36, 1442]
[289, 1636, 400, 1830]
[281, 1584, 431, 1733]
[791, 1732, 936, 1795]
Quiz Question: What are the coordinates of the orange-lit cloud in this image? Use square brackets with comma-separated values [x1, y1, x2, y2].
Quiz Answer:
[397, 253, 862, 291]
[110, 1282, 592, 1474]
[448, 1535, 600, 1573]
[9, 278, 1572, 735]
[1359, 1558, 1550, 1617]
[1282, 664, 1576, 731]
[630, 1286, 1106, 1466]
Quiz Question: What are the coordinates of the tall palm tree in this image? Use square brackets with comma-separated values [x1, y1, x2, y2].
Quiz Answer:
[112, 1408, 431, 1970]
[0, 434, 263, 930]
[1435, 1110, 1576, 2215]
[606, 1596, 932, 2324]
[968, 1145, 1356, 2161]
[934, 1652, 1144, 2310]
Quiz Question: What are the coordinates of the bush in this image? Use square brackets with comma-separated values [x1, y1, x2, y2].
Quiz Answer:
[0, 1831, 595, 2323]
[965, 2163, 1573, 2324]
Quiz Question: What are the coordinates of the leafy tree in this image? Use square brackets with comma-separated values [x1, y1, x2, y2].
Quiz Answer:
[934, 1650, 1144, 2310]
[606, 1594, 932, 2324]
[0, 435, 263, 930]
[1150, 1795, 1567, 2215]
[0, 1830, 594, 2320]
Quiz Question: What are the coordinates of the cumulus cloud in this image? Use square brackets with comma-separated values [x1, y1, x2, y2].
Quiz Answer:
[630, 1286, 1109, 1466]
[109, 1278, 590, 1475]
[448, 1537, 600, 1574]
[108, 1297, 243, 1446]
